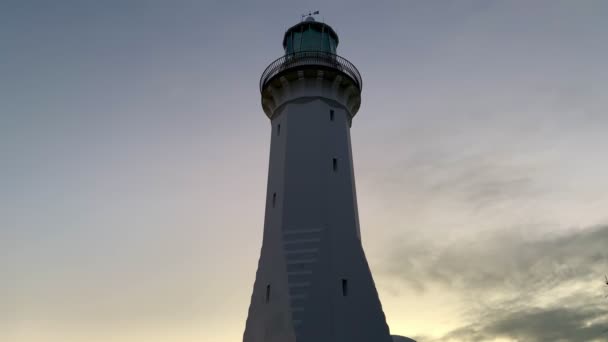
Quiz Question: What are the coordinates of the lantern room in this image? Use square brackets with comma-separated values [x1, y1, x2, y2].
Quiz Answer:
[282, 16, 339, 54]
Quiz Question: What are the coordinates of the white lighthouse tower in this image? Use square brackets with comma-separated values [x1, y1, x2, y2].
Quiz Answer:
[243, 16, 393, 342]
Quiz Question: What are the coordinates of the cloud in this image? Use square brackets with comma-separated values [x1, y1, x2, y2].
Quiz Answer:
[434, 305, 608, 342]
[422, 154, 541, 207]
[384, 225, 608, 295]
[383, 225, 608, 341]
[367, 147, 554, 223]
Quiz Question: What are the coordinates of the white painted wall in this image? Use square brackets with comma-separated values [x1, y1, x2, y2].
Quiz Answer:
[244, 75, 393, 342]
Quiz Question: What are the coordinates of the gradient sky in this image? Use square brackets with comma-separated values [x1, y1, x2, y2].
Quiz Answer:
[2, 1, 608, 341]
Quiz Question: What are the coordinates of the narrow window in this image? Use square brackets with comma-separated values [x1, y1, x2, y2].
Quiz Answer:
[272, 193, 277, 208]
[266, 284, 271, 303]
[332, 158, 338, 172]
[330, 109, 335, 121]
[277, 124, 281, 136]
[341, 278, 348, 296]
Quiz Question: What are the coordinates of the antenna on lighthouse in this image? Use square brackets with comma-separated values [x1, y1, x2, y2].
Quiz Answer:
[301, 10, 320, 21]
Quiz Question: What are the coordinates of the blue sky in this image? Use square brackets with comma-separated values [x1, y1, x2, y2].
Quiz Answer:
[1, 1, 608, 341]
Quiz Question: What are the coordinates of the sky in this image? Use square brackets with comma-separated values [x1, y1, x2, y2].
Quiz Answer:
[1, 0, 608, 341]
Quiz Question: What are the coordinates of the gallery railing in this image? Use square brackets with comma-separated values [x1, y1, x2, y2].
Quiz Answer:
[260, 51, 362, 92]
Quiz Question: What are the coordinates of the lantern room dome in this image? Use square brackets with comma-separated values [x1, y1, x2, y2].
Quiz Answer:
[282, 19, 339, 55]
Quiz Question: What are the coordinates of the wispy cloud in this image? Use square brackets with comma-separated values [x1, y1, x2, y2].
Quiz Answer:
[432, 304, 608, 342]
[383, 225, 608, 341]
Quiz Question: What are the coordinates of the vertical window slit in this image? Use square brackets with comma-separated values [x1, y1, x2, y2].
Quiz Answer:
[342, 279, 348, 296]
[332, 158, 338, 172]
[277, 124, 281, 136]
[272, 193, 277, 208]
[266, 284, 271, 303]
[330, 109, 335, 121]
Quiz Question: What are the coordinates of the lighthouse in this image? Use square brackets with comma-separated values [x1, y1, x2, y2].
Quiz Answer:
[243, 16, 393, 342]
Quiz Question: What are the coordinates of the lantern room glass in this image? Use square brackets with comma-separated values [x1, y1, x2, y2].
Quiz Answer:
[284, 23, 337, 55]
